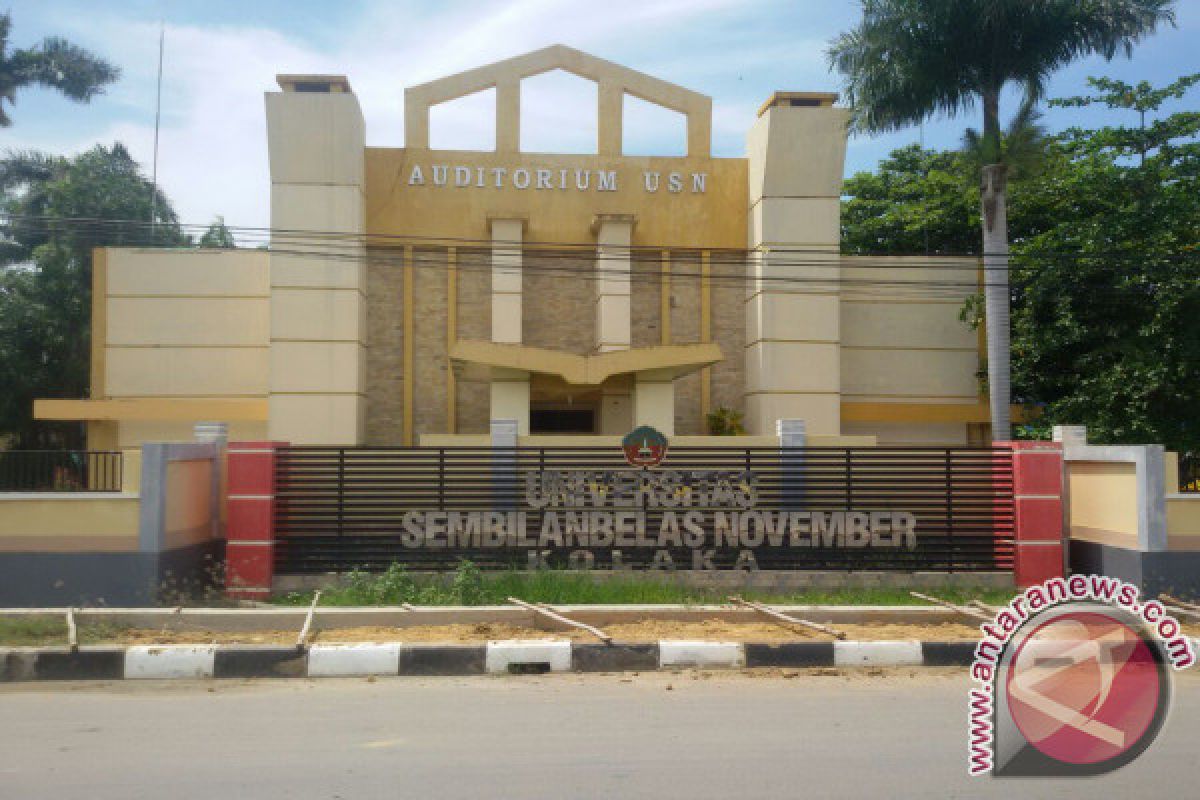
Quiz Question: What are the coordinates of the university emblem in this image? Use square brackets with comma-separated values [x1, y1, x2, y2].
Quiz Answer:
[622, 425, 668, 468]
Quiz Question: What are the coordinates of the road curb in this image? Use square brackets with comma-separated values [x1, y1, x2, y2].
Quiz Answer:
[0, 639, 979, 682]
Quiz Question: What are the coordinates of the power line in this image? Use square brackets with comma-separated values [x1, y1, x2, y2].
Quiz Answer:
[3, 212, 1196, 264]
[2, 215, 1196, 299]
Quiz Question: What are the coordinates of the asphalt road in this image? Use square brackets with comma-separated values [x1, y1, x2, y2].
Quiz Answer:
[1, 668, 1197, 799]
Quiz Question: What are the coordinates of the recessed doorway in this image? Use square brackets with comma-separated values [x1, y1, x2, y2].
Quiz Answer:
[530, 407, 596, 434]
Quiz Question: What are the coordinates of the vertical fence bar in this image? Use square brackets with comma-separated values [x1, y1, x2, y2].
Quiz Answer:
[336, 448, 346, 537]
[845, 448, 853, 508]
[438, 448, 445, 511]
[945, 449, 954, 572]
[265, 445, 1018, 575]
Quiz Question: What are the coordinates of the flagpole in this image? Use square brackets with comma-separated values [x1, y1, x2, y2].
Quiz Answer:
[149, 18, 164, 239]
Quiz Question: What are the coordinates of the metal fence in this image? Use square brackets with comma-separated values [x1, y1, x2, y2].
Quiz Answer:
[1180, 454, 1200, 492]
[0, 450, 123, 492]
[274, 446, 1015, 574]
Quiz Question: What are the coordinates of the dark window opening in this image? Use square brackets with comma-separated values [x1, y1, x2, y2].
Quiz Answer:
[294, 81, 333, 93]
[530, 408, 595, 434]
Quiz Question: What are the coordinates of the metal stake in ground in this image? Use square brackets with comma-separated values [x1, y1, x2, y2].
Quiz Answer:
[728, 596, 847, 640]
[909, 591, 992, 623]
[506, 596, 612, 644]
[1158, 596, 1200, 623]
[1161, 594, 1200, 613]
[969, 599, 1002, 615]
[297, 590, 322, 648]
[65, 607, 78, 652]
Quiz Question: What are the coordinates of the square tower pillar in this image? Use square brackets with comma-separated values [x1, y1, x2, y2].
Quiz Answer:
[266, 75, 366, 444]
[744, 93, 849, 436]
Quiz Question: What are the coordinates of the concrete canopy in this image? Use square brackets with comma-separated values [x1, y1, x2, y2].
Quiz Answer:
[449, 340, 722, 386]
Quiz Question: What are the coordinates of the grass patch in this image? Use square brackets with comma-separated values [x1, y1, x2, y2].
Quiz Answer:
[273, 562, 1017, 608]
[0, 617, 130, 646]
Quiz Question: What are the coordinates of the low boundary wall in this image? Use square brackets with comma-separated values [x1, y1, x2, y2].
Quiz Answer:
[0, 442, 222, 605]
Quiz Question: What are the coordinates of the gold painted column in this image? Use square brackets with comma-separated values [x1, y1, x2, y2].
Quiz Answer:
[489, 218, 529, 434]
[594, 214, 636, 434]
[446, 247, 457, 434]
[403, 245, 415, 445]
[700, 250, 712, 424]
[593, 214, 634, 352]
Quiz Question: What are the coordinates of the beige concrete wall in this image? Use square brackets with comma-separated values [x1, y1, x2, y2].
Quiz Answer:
[100, 248, 270, 448]
[0, 495, 140, 552]
[115, 421, 266, 449]
[1067, 461, 1140, 548]
[164, 458, 215, 550]
[839, 257, 979, 401]
[1167, 495, 1200, 551]
[841, 421, 968, 446]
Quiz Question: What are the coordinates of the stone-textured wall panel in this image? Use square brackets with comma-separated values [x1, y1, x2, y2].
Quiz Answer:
[711, 253, 746, 420]
[522, 249, 595, 355]
[671, 251, 702, 435]
[456, 248, 491, 433]
[366, 251, 404, 443]
[413, 248, 448, 437]
[630, 251, 662, 349]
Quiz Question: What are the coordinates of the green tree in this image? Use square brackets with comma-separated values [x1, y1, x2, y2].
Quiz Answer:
[0, 11, 119, 126]
[961, 96, 1049, 182]
[841, 145, 980, 255]
[829, 0, 1176, 440]
[1050, 73, 1200, 164]
[199, 216, 236, 248]
[1009, 76, 1200, 454]
[840, 74, 1200, 454]
[0, 144, 187, 447]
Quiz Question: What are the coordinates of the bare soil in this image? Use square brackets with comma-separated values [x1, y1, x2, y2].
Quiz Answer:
[73, 618, 985, 645]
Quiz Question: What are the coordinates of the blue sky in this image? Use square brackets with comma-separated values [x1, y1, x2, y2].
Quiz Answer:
[4, 0, 1198, 230]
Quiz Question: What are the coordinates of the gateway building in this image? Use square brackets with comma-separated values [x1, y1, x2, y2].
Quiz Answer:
[36, 45, 996, 448]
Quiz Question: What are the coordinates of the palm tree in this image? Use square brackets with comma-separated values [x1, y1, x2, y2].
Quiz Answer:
[0, 11, 119, 127]
[829, 0, 1175, 440]
[962, 96, 1048, 182]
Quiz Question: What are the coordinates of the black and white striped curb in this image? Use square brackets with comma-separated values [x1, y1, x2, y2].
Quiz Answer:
[0, 639, 1007, 681]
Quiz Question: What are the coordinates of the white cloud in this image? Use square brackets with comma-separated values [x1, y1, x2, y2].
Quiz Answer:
[5, 0, 823, 231]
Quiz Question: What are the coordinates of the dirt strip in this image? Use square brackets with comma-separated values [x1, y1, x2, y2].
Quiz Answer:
[36, 619, 987, 645]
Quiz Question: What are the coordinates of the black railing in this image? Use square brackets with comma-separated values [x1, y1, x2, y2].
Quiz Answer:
[274, 446, 1015, 574]
[0, 450, 123, 492]
[1180, 454, 1200, 493]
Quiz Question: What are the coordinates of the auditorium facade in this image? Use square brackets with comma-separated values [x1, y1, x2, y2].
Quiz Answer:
[36, 45, 996, 448]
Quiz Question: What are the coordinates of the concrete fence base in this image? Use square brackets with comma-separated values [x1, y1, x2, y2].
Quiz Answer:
[273, 570, 1015, 594]
[0, 638, 1034, 682]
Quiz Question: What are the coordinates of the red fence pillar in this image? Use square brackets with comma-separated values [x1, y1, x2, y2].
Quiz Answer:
[1005, 441, 1065, 587]
[225, 441, 286, 600]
